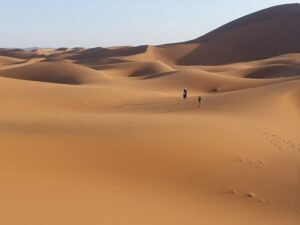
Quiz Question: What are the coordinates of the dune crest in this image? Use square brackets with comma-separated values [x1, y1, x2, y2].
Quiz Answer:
[178, 3, 300, 65]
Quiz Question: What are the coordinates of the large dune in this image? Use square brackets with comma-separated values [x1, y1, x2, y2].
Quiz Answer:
[1, 3, 300, 225]
[178, 3, 300, 65]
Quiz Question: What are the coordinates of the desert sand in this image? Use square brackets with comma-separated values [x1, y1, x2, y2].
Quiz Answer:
[0, 3, 300, 225]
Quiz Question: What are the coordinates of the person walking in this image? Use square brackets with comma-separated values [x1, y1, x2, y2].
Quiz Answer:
[183, 88, 188, 100]
[198, 96, 202, 107]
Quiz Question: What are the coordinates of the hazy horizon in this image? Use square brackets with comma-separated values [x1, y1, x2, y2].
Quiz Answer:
[0, 0, 295, 48]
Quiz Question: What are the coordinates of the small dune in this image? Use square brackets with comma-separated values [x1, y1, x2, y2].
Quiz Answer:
[93, 60, 174, 77]
[0, 48, 39, 59]
[0, 60, 108, 85]
[0, 56, 24, 66]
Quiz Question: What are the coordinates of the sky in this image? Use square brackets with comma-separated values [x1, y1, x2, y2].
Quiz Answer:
[0, 0, 296, 48]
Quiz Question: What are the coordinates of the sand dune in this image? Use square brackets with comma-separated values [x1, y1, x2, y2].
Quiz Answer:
[1, 72, 300, 225]
[93, 60, 174, 77]
[69, 45, 149, 64]
[122, 44, 199, 66]
[243, 64, 300, 78]
[0, 60, 108, 85]
[172, 53, 300, 80]
[0, 55, 24, 66]
[1, 3, 300, 225]
[74, 4, 300, 67]
[138, 69, 299, 93]
[0, 48, 39, 59]
[178, 4, 300, 65]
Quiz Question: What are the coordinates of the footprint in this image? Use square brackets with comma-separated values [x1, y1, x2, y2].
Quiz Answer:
[237, 156, 245, 162]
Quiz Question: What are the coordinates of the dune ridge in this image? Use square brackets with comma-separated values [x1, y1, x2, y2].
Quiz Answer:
[178, 3, 300, 65]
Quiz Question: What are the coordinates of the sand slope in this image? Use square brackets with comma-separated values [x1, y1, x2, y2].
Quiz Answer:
[93, 60, 174, 77]
[0, 59, 108, 85]
[0, 55, 24, 66]
[179, 4, 300, 65]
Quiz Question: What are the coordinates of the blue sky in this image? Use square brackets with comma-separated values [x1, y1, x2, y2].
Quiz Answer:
[0, 0, 295, 48]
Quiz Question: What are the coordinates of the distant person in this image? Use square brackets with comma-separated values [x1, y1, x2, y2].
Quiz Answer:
[183, 88, 188, 100]
[198, 96, 202, 107]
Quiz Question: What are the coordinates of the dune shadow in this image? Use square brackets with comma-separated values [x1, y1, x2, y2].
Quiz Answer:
[142, 71, 178, 80]
[245, 64, 300, 78]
